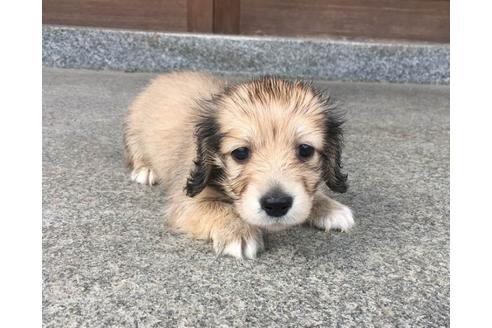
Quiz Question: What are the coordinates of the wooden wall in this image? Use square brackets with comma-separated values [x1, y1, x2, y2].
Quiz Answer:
[43, 0, 449, 42]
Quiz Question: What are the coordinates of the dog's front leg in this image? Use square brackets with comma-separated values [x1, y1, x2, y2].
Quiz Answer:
[307, 192, 355, 232]
[168, 196, 264, 259]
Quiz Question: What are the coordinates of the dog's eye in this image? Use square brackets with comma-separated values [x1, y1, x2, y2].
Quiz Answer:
[297, 144, 315, 160]
[231, 147, 250, 162]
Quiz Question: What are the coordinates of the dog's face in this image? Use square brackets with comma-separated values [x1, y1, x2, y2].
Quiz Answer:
[186, 78, 347, 230]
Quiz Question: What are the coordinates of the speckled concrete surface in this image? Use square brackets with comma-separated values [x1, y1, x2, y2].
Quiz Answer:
[43, 68, 449, 327]
[42, 25, 449, 84]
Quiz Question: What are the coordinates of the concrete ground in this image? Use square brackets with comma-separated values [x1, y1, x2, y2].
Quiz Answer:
[43, 68, 449, 327]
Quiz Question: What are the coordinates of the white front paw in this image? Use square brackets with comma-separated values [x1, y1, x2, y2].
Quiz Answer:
[313, 205, 355, 232]
[214, 233, 264, 259]
[130, 167, 156, 185]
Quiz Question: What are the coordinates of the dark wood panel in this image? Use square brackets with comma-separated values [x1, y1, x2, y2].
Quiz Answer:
[43, 0, 187, 32]
[214, 0, 240, 34]
[187, 0, 213, 33]
[43, 0, 449, 42]
[240, 0, 449, 42]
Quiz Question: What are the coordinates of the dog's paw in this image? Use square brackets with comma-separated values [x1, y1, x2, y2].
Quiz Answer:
[312, 205, 355, 232]
[213, 230, 264, 260]
[130, 167, 157, 185]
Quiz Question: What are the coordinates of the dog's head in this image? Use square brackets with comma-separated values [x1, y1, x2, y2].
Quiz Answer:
[186, 78, 347, 230]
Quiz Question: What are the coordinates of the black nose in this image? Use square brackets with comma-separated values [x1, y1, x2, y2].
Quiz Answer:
[260, 192, 293, 217]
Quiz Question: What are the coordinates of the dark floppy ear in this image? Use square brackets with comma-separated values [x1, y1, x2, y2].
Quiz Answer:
[320, 98, 348, 193]
[185, 112, 223, 197]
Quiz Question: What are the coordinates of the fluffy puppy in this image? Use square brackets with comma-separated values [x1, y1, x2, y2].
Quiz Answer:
[124, 71, 354, 259]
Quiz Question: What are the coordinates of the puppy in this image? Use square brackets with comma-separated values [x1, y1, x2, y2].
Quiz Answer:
[124, 71, 354, 259]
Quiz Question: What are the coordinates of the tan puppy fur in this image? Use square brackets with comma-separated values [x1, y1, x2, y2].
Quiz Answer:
[124, 71, 354, 259]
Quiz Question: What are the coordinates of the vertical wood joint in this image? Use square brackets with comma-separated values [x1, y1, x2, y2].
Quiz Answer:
[187, 0, 214, 33]
[213, 0, 240, 35]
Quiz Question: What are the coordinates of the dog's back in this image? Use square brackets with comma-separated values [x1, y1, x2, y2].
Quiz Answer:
[124, 71, 225, 191]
